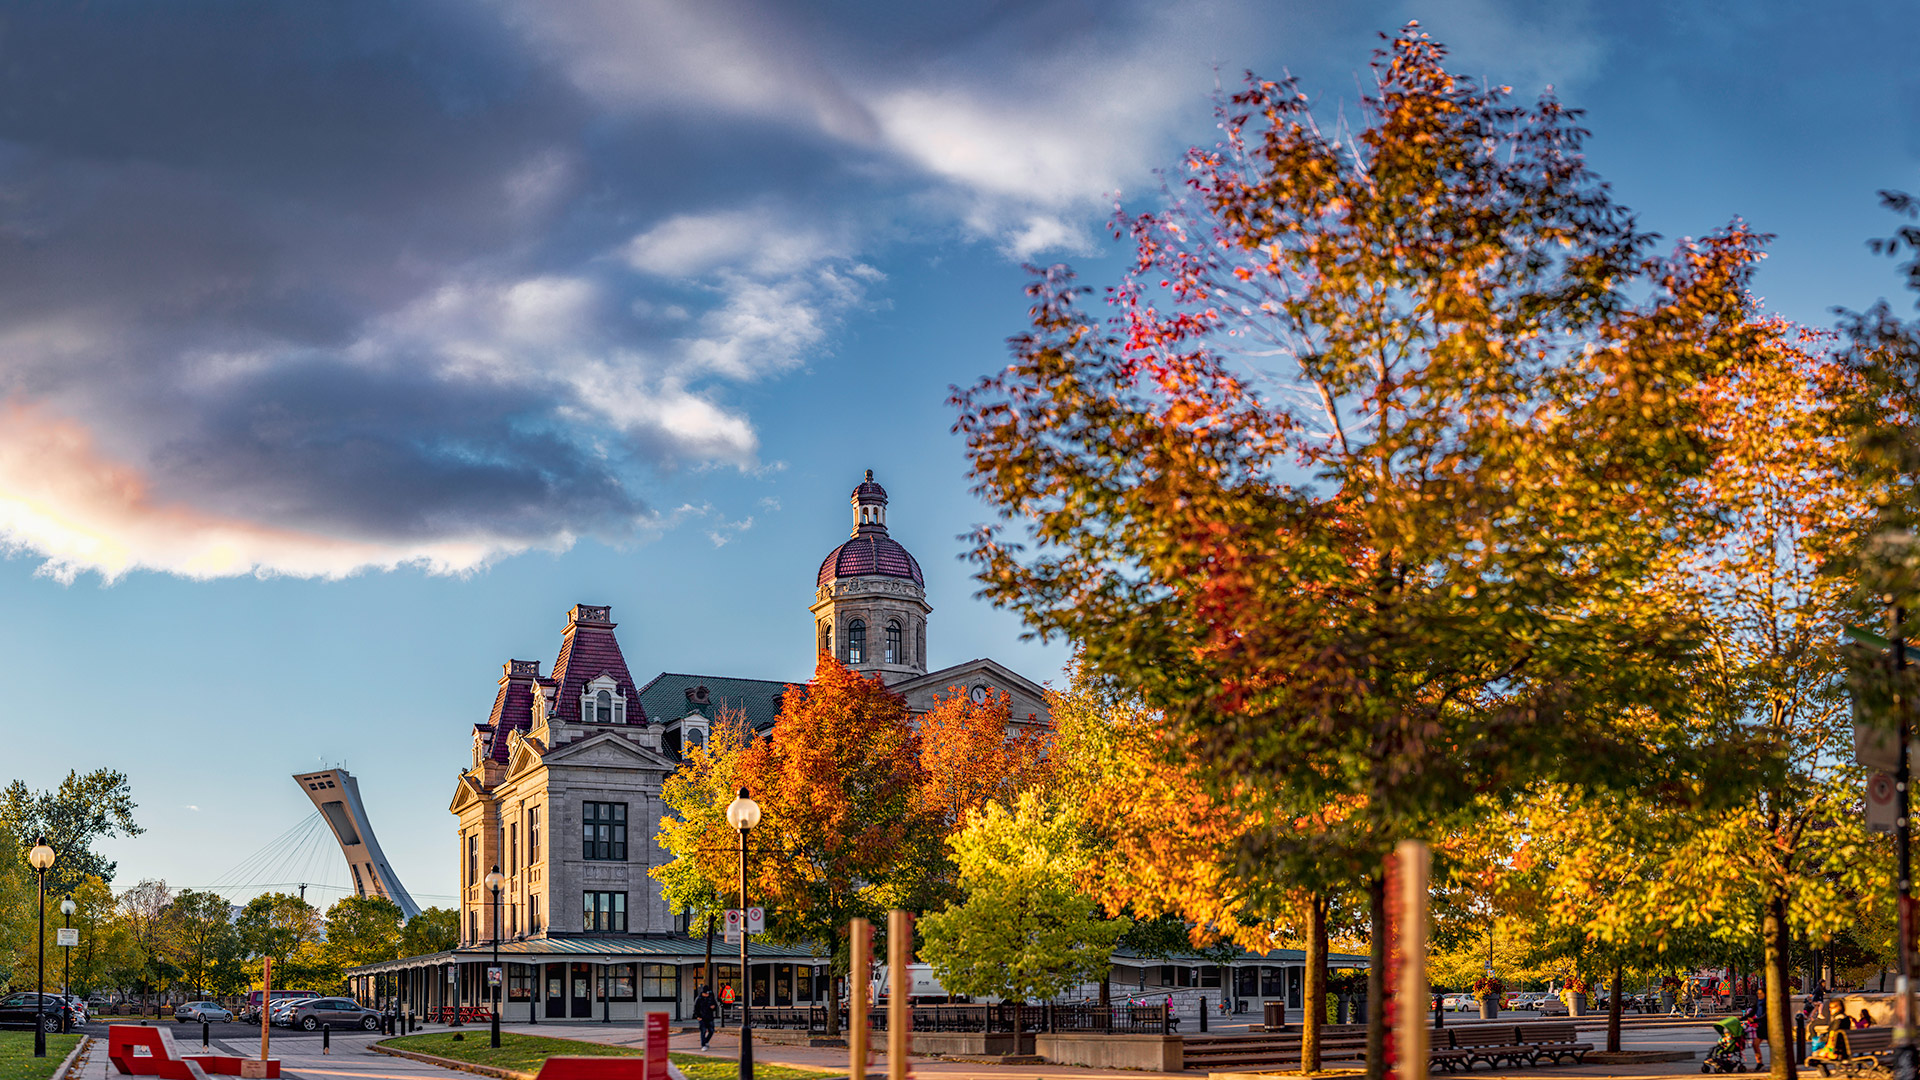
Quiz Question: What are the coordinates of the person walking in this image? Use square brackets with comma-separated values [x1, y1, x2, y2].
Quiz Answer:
[693, 984, 717, 1051]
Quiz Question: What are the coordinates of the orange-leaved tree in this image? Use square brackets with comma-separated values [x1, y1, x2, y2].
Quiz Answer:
[953, 27, 1772, 1076]
[917, 688, 1053, 837]
[735, 658, 936, 1034]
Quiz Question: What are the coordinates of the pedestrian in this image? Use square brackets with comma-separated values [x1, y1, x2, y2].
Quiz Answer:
[1812, 979, 1827, 1004]
[1858, 1009, 1874, 1029]
[693, 984, 717, 1051]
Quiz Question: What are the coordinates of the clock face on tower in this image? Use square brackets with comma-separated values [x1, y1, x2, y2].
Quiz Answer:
[969, 685, 989, 704]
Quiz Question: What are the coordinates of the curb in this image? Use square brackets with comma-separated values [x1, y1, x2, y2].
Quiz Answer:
[55, 1035, 92, 1080]
[370, 1043, 536, 1080]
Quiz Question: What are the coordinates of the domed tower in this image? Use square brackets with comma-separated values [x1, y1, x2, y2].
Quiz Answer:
[811, 470, 930, 683]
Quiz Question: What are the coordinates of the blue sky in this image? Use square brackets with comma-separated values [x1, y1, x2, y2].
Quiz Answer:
[0, 0, 1912, 907]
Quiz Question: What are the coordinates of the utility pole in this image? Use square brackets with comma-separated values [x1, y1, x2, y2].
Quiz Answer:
[1896, 604, 1915, 1080]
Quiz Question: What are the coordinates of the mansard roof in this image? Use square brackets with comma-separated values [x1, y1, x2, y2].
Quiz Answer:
[549, 605, 648, 727]
[635, 672, 795, 734]
[482, 659, 542, 764]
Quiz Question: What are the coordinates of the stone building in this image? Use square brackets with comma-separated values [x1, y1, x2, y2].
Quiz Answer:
[346, 470, 1348, 1019]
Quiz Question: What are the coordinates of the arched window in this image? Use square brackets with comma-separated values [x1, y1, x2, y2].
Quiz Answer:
[686, 727, 707, 750]
[595, 689, 613, 723]
[885, 621, 902, 664]
[848, 620, 866, 664]
[819, 623, 832, 655]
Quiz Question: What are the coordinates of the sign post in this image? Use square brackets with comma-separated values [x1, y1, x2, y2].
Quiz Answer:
[54, 929, 77, 947]
[260, 957, 272, 1065]
[645, 1012, 670, 1080]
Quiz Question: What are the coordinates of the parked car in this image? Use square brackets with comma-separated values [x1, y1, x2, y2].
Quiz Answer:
[0, 992, 76, 1031]
[176, 1002, 233, 1023]
[282, 998, 380, 1031]
[267, 998, 316, 1026]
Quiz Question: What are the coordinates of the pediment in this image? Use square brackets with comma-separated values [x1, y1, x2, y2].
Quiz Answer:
[543, 729, 679, 772]
[504, 736, 549, 784]
[893, 657, 1048, 701]
[448, 774, 487, 814]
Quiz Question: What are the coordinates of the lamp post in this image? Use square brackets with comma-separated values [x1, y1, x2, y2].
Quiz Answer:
[485, 867, 504, 1049]
[725, 788, 761, 1080]
[60, 897, 75, 1005]
[28, 837, 55, 1058]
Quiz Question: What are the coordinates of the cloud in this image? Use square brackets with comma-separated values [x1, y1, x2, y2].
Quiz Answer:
[185, 806, 201, 812]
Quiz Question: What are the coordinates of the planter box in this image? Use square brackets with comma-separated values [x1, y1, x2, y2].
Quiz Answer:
[1036, 1033, 1184, 1072]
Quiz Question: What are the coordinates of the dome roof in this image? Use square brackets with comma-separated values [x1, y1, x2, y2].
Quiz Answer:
[817, 533, 924, 587]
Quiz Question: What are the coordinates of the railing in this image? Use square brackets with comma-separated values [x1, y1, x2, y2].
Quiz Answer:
[720, 1002, 1176, 1037]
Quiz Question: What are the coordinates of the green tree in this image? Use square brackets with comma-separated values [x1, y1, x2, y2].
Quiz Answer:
[399, 907, 458, 958]
[951, 28, 1771, 1076]
[0, 770, 143, 893]
[652, 709, 753, 989]
[236, 893, 320, 985]
[919, 791, 1129, 1003]
[67, 875, 139, 997]
[168, 889, 243, 998]
[119, 880, 171, 1001]
[323, 896, 404, 970]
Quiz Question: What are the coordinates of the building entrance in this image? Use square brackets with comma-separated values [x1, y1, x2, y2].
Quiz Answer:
[546, 964, 565, 1019]
[571, 962, 593, 1018]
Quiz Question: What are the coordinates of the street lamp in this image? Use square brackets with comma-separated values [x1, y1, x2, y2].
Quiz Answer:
[59, 898, 76, 1005]
[485, 867, 504, 1049]
[28, 837, 55, 1058]
[725, 788, 761, 1080]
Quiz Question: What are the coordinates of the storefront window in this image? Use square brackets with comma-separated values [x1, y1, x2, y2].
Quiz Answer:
[715, 964, 741, 1003]
[799, 966, 814, 1001]
[1260, 967, 1284, 997]
[1235, 967, 1258, 998]
[1200, 965, 1221, 988]
[642, 964, 678, 1001]
[610, 964, 637, 1002]
[508, 964, 533, 1002]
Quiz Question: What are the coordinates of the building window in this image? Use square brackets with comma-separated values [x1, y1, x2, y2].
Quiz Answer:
[596, 689, 613, 722]
[583, 802, 628, 860]
[529, 893, 541, 932]
[641, 964, 677, 1001]
[847, 619, 865, 663]
[510, 903, 518, 937]
[584, 891, 627, 932]
[885, 621, 901, 663]
[508, 964, 533, 1002]
[818, 623, 831, 655]
[509, 823, 519, 875]
[468, 910, 478, 944]
[529, 806, 541, 863]
[467, 834, 477, 886]
[685, 727, 707, 752]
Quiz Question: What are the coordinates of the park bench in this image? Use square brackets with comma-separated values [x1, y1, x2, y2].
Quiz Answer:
[1809, 1027, 1893, 1078]
[1522, 1021, 1594, 1065]
[1445, 1026, 1534, 1070]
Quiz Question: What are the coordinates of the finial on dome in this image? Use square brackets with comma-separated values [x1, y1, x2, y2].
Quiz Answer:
[850, 470, 889, 532]
[865, 469, 873, 482]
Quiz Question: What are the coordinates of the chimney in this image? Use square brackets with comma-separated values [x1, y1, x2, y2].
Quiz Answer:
[567, 604, 614, 628]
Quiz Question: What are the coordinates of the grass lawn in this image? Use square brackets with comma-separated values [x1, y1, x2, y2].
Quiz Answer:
[0, 1032, 83, 1080]
[383, 1033, 836, 1080]
[668, 1054, 836, 1080]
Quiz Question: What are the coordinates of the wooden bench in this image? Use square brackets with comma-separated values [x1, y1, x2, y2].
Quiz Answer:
[1809, 1027, 1892, 1078]
[1525, 1021, 1595, 1065]
[1431, 1026, 1532, 1071]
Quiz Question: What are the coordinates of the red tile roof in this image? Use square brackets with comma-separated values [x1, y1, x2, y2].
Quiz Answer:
[484, 660, 541, 763]
[817, 532, 924, 587]
[549, 605, 648, 727]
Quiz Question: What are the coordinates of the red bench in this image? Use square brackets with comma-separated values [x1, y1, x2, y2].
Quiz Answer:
[109, 1025, 280, 1080]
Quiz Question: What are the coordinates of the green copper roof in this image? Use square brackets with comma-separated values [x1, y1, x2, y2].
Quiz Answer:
[346, 936, 825, 975]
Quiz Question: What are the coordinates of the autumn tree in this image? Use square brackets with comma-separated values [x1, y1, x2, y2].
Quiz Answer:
[67, 875, 138, 997]
[656, 658, 934, 1034]
[953, 28, 1772, 1075]
[653, 708, 755, 988]
[916, 689, 1052, 835]
[919, 791, 1130, 1002]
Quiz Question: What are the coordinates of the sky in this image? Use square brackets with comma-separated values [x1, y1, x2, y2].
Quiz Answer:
[0, 0, 1913, 909]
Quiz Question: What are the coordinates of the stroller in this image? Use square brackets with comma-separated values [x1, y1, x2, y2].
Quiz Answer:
[1703, 1017, 1749, 1073]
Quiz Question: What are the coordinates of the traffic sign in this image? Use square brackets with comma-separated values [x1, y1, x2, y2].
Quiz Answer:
[724, 909, 742, 944]
[55, 929, 77, 947]
[1869, 772, 1899, 834]
[746, 907, 765, 933]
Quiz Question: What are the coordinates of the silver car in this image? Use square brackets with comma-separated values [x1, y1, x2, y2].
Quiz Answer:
[284, 997, 380, 1031]
[176, 1001, 231, 1022]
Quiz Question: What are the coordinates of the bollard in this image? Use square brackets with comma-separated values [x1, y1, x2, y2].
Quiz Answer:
[322, 1024, 330, 1055]
[1795, 1014, 1807, 1065]
[1433, 995, 1444, 1030]
[202, 1021, 210, 1052]
[1200, 1001, 1207, 1033]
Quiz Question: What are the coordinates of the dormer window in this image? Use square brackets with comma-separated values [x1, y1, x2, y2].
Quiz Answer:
[579, 676, 626, 724]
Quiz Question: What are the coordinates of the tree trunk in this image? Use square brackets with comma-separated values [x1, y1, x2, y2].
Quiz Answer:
[1765, 878, 1796, 1080]
[1607, 960, 1623, 1053]
[1366, 874, 1387, 1080]
[703, 913, 715, 990]
[1100, 975, 1110, 1007]
[1305, 892, 1328, 1073]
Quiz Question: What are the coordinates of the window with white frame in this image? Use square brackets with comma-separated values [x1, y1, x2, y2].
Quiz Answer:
[579, 677, 626, 723]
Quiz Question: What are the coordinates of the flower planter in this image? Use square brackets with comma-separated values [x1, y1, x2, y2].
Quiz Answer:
[1479, 999, 1497, 1019]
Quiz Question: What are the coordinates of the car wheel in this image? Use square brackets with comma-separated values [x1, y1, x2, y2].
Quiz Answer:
[301, 1016, 319, 1031]
[362, 1016, 377, 1031]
